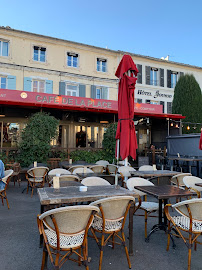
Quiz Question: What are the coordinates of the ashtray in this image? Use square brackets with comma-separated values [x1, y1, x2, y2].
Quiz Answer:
[79, 186, 88, 192]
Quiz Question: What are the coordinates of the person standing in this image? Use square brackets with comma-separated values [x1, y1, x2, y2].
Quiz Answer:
[0, 159, 5, 189]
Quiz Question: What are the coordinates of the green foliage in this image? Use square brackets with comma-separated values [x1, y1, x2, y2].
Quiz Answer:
[0, 152, 8, 164]
[102, 123, 117, 161]
[172, 74, 202, 133]
[70, 149, 110, 163]
[18, 112, 59, 166]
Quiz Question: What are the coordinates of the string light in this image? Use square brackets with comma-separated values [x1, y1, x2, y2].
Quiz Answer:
[187, 125, 190, 130]
[170, 122, 173, 127]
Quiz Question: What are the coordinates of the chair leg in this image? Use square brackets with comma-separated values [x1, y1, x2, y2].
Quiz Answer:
[188, 235, 192, 270]
[82, 243, 89, 270]
[166, 221, 171, 251]
[145, 211, 148, 239]
[99, 234, 105, 270]
[31, 187, 34, 198]
[121, 230, 131, 269]
[5, 193, 10, 209]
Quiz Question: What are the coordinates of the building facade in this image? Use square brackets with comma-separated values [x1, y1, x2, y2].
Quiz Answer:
[0, 26, 200, 153]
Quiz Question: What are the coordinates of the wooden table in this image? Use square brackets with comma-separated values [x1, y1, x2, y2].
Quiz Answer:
[38, 185, 137, 255]
[168, 157, 202, 177]
[59, 180, 83, 187]
[130, 170, 179, 185]
[60, 161, 96, 169]
[134, 185, 194, 244]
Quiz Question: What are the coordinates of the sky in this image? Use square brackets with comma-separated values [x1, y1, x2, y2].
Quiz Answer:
[1, 0, 202, 67]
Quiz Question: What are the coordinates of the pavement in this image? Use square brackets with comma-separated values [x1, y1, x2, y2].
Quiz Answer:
[1, 181, 202, 270]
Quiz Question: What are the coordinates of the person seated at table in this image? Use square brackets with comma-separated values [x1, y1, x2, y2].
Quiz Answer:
[0, 159, 5, 190]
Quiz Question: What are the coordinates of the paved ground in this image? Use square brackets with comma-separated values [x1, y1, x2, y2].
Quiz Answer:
[1, 181, 202, 270]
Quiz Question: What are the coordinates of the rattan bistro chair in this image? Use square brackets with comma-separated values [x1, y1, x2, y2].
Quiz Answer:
[89, 165, 104, 173]
[171, 173, 192, 188]
[165, 198, 202, 270]
[68, 165, 85, 173]
[183, 176, 202, 198]
[90, 196, 135, 270]
[48, 168, 71, 185]
[81, 177, 111, 186]
[37, 205, 99, 270]
[106, 164, 118, 175]
[0, 169, 13, 209]
[95, 160, 109, 167]
[118, 166, 136, 187]
[26, 167, 49, 197]
[138, 165, 154, 171]
[127, 177, 159, 239]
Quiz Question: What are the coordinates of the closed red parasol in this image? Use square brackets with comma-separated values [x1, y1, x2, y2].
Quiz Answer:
[199, 130, 202, 150]
[115, 55, 139, 160]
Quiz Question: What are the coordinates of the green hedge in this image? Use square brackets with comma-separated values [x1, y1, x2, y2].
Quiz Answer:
[70, 149, 113, 163]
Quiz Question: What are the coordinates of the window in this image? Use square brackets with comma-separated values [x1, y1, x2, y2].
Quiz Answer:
[146, 100, 151, 104]
[0, 76, 6, 89]
[96, 88, 101, 99]
[97, 58, 107, 72]
[135, 98, 142, 104]
[66, 83, 78, 96]
[0, 40, 9, 57]
[67, 53, 78, 68]
[171, 72, 178, 88]
[33, 80, 45, 93]
[33, 46, 46, 62]
[150, 68, 158, 86]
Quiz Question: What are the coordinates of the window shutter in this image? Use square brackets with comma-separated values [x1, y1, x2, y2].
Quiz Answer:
[24, 77, 32, 92]
[167, 102, 172, 113]
[180, 72, 184, 77]
[160, 101, 164, 113]
[160, 69, 164, 87]
[45, 80, 53, 94]
[59, 82, 66, 95]
[79, 84, 86, 97]
[101, 87, 108, 99]
[91, 85, 96, 99]
[7, 75, 16, 90]
[167, 70, 172, 88]
[137, 64, 142, 84]
[145, 66, 150, 85]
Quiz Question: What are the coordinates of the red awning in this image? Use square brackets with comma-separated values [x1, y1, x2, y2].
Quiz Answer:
[0, 88, 185, 120]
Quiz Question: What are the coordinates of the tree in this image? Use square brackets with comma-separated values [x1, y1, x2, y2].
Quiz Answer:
[18, 112, 59, 166]
[172, 74, 202, 133]
[102, 123, 117, 162]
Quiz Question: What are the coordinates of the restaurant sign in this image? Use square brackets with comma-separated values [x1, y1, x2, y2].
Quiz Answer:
[0, 89, 163, 114]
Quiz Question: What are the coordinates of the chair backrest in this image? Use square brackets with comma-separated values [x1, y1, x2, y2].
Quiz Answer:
[59, 175, 80, 182]
[96, 160, 109, 166]
[68, 165, 85, 173]
[27, 167, 49, 178]
[118, 166, 135, 177]
[2, 169, 14, 184]
[73, 168, 94, 175]
[13, 162, 21, 173]
[171, 173, 192, 187]
[90, 196, 135, 220]
[127, 177, 154, 197]
[48, 168, 71, 176]
[172, 198, 202, 221]
[89, 165, 104, 173]
[118, 160, 131, 166]
[39, 205, 99, 234]
[138, 165, 154, 171]
[107, 164, 118, 174]
[183, 176, 202, 192]
[81, 177, 111, 186]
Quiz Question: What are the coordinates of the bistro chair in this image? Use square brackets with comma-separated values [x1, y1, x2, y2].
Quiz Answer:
[73, 168, 94, 175]
[26, 167, 49, 197]
[95, 160, 109, 167]
[118, 166, 136, 187]
[138, 165, 154, 171]
[0, 169, 14, 209]
[10, 162, 21, 187]
[89, 165, 104, 173]
[183, 176, 202, 198]
[48, 168, 71, 185]
[126, 177, 159, 239]
[171, 173, 192, 188]
[90, 196, 136, 270]
[106, 164, 118, 175]
[37, 205, 99, 270]
[81, 177, 110, 186]
[68, 165, 85, 173]
[165, 198, 202, 270]
[118, 160, 131, 166]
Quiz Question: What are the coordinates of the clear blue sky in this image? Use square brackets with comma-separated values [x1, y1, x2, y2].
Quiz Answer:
[1, 0, 202, 67]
